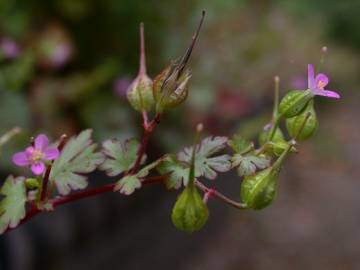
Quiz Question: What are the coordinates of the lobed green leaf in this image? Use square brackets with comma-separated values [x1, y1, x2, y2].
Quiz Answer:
[178, 136, 231, 180]
[0, 176, 27, 234]
[50, 129, 105, 195]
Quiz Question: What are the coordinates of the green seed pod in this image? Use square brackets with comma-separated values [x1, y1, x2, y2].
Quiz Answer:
[286, 101, 318, 141]
[258, 126, 284, 146]
[279, 90, 313, 118]
[171, 186, 209, 233]
[127, 23, 155, 112]
[127, 74, 154, 112]
[267, 140, 297, 157]
[241, 167, 278, 210]
[241, 138, 295, 210]
[25, 178, 39, 189]
[153, 11, 205, 113]
[153, 63, 191, 113]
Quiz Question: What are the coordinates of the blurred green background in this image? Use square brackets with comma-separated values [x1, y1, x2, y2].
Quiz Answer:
[1, 0, 360, 269]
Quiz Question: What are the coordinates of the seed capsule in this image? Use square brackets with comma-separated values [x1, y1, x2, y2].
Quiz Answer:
[171, 186, 209, 232]
[153, 64, 191, 113]
[127, 23, 155, 112]
[267, 140, 297, 157]
[286, 101, 318, 141]
[279, 90, 313, 118]
[258, 126, 284, 146]
[127, 74, 154, 112]
[153, 11, 205, 113]
[241, 138, 295, 210]
[241, 167, 278, 210]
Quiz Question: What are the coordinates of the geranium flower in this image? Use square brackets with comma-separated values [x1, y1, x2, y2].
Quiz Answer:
[12, 134, 59, 175]
[308, 64, 340, 99]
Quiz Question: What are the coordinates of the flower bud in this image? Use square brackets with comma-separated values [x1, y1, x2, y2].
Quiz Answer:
[127, 74, 154, 112]
[279, 90, 313, 118]
[286, 101, 318, 141]
[171, 186, 209, 233]
[25, 178, 39, 189]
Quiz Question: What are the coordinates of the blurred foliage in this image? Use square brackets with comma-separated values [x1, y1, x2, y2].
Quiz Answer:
[0, 0, 359, 173]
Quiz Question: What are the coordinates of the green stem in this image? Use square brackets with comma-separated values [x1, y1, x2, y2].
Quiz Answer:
[316, 46, 327, 73]
[273, 112, 311, 169]
[268, 116, 281, 142]
[188, 124, 203, 190]
[272, 76, 280, 120]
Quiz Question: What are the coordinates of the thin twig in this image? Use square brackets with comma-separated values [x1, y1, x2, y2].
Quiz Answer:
[195, 180, 247, 210]
[130, 113, 161, 174]
[40, 134, 67, 201]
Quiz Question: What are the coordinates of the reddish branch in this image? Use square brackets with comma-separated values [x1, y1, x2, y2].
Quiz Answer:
[4, 175, 245, 234]
[195, 180, 246, 210]
[40, 134, 67, 201]
[4, 175, 166, 234]
[130, 113, 160, 174]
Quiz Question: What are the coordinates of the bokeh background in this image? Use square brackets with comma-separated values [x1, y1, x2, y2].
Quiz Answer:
[1, 0, 360, 269]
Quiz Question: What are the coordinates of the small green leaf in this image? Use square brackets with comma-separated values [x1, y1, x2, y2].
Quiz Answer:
[114, 175, 141, 195]
[137, 159, 164, 178]
[100, 138, 141, 176]
[171, 186, 209, 233]
[50, 129, 105, 195]
[228, 134, 253, 154]
[178, 136, 231, 180]
[232, 154, 270, 176]
[0, 176, 27, 234]
[157, 154, 189, 189]
[114, 159, 163, 195]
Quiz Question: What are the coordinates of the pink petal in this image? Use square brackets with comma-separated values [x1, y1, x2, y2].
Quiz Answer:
[315, 73, 329, 87]
[314, 89, 340, 99]
[25, 146, 34, 155]
[43, 148, 60, 160]
[308, 64, 315, 89]
[12, 152, 30, 166]
[34, 134, 49, 151]
[31, 162, 45, 175]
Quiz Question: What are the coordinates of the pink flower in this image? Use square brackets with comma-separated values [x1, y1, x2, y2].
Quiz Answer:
[12, 134, 59, 175]
[308, 64, 340, 99]
[0, 38, 20, 59]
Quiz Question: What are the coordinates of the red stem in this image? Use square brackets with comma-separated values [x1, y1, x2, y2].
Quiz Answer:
[195, 180, 246, 210]
[130, 113, 160, 175]
[4, 175, 166, 234]
[40, 134, 67, 201]
[40, 165, 52, 201]
[139, 22, 146, 75]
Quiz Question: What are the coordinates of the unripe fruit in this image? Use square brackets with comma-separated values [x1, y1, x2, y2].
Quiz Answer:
[279, 90, 313, 118]
[241, 167, 278, 210]
[258, 126, 284, 146]
[171, 186, 209, 233]
[127, 74, 154, 112]
[286, 101, 318, 141]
